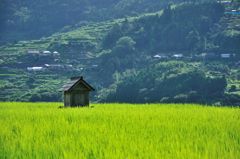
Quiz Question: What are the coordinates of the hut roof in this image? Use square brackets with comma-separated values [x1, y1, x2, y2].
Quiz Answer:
[60, 76, 95, 92]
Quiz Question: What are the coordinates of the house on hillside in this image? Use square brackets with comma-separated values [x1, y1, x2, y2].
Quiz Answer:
[217, 0, 232, 4]
[60, 76, 95, 107]
[27, 50, 40, 55]
[153, 54, 168, 59]
[44, 64, 64, 70]
[27, 67, 45, 71]
[221, 54, 231, 58]
[42, 50, 52, 56]
[53, 51, 60, 56]
[172, 54, 183, 59]
[201, 53, 218, 60]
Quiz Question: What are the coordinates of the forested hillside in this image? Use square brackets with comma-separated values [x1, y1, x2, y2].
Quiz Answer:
[0, 1, 240, 105]
[0, 0, 216, 44]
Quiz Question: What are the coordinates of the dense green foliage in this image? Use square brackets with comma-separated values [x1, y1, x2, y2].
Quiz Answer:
[103, 3, 226, 53]
[0, 1, 240, 104]
[0, 102, 239, 158]
[100, 62, 228, 104]
[1, 0, 216, 44]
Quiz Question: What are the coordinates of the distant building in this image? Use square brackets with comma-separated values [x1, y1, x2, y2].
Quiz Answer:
[225, 11, 240, 15]
[41, 51, 52, 56]
[43, 50, 51, 54]
[153, 55, 161, 58]
[92, 65, 98, 67]
[201, 53, 218, 59]
[217, 0, 232, 4]
[64, 65, 73, 70]
[172, 54, 183, 58]
[53, 51, 60, 56]
[54, 59, 60, 62]
[221, 54, 231, 58]
[60, 76, 95, 107]
[44, 64, 73, 71]
[27, 67, 45, 71]
[27, 50, 40, 55]
[153, 54, 168, 59]
[44, 64, 64, 70]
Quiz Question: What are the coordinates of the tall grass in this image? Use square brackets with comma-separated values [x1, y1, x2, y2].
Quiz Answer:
[0, 102, 239, 159]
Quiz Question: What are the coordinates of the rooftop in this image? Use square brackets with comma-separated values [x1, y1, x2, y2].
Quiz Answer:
[60, 76, 95, 92]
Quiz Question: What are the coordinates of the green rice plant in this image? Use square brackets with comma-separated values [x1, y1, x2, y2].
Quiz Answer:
[0, 102, 239, 159]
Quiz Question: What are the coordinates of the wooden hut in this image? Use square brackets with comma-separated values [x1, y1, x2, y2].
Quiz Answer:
[61, 76, 95, 107]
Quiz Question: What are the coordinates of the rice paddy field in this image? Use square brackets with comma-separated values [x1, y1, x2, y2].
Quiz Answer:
[0, 102, 239, 159]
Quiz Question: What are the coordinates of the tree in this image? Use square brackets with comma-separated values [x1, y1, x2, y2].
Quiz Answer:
[102, 23, 122, 49]
[14, 7, 31, 24]
[113, 36, 136, 57]
[116, 36, 136, 49]
[161, 3, 173, 24]
[186, 30, 201, 54]
[229, 85, 237, 92]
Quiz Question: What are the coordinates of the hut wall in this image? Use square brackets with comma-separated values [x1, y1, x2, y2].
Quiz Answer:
[64, 93, 71, 107]
[84, 92, 89, 106]
[69, 91, 90, 106]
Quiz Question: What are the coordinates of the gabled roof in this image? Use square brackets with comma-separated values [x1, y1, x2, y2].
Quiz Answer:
[60, 76, 95, 92]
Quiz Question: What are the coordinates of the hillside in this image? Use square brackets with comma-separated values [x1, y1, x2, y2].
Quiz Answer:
[0, 0, 203, 44]
[0, 1, 240, 105]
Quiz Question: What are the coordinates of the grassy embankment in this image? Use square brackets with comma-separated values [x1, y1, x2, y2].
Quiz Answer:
[0, 102, 239, 159]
